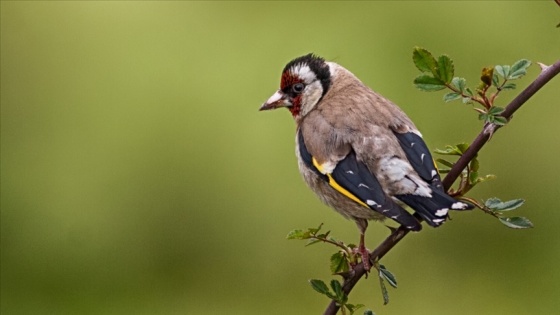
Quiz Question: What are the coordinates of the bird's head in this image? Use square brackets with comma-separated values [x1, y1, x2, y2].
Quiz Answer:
[260, 53, 332, 120]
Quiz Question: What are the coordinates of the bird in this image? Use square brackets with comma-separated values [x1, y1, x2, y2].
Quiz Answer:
[259, 53, 471, 271]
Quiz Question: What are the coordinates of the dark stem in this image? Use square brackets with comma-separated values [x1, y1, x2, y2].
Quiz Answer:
[324, 59, 560, 315]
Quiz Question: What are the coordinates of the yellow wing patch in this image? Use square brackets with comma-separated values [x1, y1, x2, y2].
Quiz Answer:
[312, 157, 369, 208]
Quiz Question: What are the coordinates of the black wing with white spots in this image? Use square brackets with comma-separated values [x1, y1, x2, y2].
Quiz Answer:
[393, 130, 473, 227]
[393, 131, 443, 191]
[297, 131, 422, 230]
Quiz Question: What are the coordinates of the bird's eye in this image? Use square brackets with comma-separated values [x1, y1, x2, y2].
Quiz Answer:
[292, 83, 305, 94]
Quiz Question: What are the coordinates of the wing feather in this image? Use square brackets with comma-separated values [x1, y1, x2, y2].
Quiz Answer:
[298, 131, 421, 230]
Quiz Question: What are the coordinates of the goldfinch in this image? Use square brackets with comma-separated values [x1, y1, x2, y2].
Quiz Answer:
[260, 54, 471, 270]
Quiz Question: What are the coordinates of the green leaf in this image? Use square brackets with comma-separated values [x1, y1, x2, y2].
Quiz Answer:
[379, 277, 389, 305]
[305, 238, 322, 246]
[493, 116, 508, 126]
[436, 158, 455, 168]
[330, 252, 350, 274]
[485, 198, 525, 211]
[470, 157, 480, 172]
[495, 65, 510, 79]
[434, 144, 468, 156]
[412, 47, 438, 74]
[456, 143, 470, 154]
[509, 59, 531, 79]
[308, 223, 323, 234]
[499, 217, 534, 229]
[437, 55, 454, 83]
[330, 279, 346, 303]
[469, 171, 479, 185]
[379, 265, 397, 288]
[492, 72, 500, 87]
[345, 303, 363, 315]
[413, 74, 446, 91]
[488, 106, 505, 115]
[501, 82, 516, 90]
[451, 77, 467, 93]
[309, 279, 330, 296]
[443, 92, 461, 102]
[287, 229, 306, 240]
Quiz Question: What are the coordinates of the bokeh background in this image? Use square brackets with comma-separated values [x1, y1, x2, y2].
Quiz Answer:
[2, 1, 559, 314]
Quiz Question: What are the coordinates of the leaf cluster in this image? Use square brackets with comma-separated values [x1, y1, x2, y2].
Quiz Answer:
[412, 47, 531, 126]
[434, 143, 532, 229]
[289, 225, 401, 313]
[309, 279, 369, 315]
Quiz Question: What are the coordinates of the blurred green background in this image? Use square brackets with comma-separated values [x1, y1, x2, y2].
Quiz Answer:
[1, 1, 559, 314]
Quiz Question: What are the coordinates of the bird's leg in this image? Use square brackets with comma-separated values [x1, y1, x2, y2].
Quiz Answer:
[359, 232, 371, 271]
[356, 219, 371, 272]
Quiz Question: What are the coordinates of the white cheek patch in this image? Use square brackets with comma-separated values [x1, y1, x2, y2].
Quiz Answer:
[301, 81, 323, 114]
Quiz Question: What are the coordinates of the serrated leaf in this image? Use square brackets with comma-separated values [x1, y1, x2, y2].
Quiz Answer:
[485, 197, 502, 209]
[509, 59, 531, 79]
[412, 47, 438, 75]
[443, 92, 461, 102]
[330, 279, 346, 303]
[486, 198, 525, 211]
[379, 265, 397, 288]
[437, 55, 454, 83]
[451, 77, 467, 93]
[413, 74, 446, 91]
[499, 216, 533, 229]
[493, 116, 508, 126]
[511, 59, 531, 72]
[287, 229, 306, 240]
[488, 106, 505, 115]
[309, 279, 330, 296]
[330, 252, 350, 274]
[502, 82, 517, 90]
[495, 65, 511, 79]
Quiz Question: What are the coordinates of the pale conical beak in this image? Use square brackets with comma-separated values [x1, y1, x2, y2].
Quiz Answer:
[259, 90, 291, 111]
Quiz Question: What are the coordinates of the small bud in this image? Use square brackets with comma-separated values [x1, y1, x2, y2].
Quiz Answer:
[480, 67, 494, 87]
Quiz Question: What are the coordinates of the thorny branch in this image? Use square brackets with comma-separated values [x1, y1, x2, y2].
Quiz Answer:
[324, 59, 560, 315]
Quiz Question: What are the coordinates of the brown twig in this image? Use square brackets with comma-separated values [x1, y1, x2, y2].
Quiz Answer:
[324, 59, 560, 315]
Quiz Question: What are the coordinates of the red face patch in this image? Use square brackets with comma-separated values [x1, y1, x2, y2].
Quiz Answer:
[280, 71, 303, 92]
[280, 70, 304, 118]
